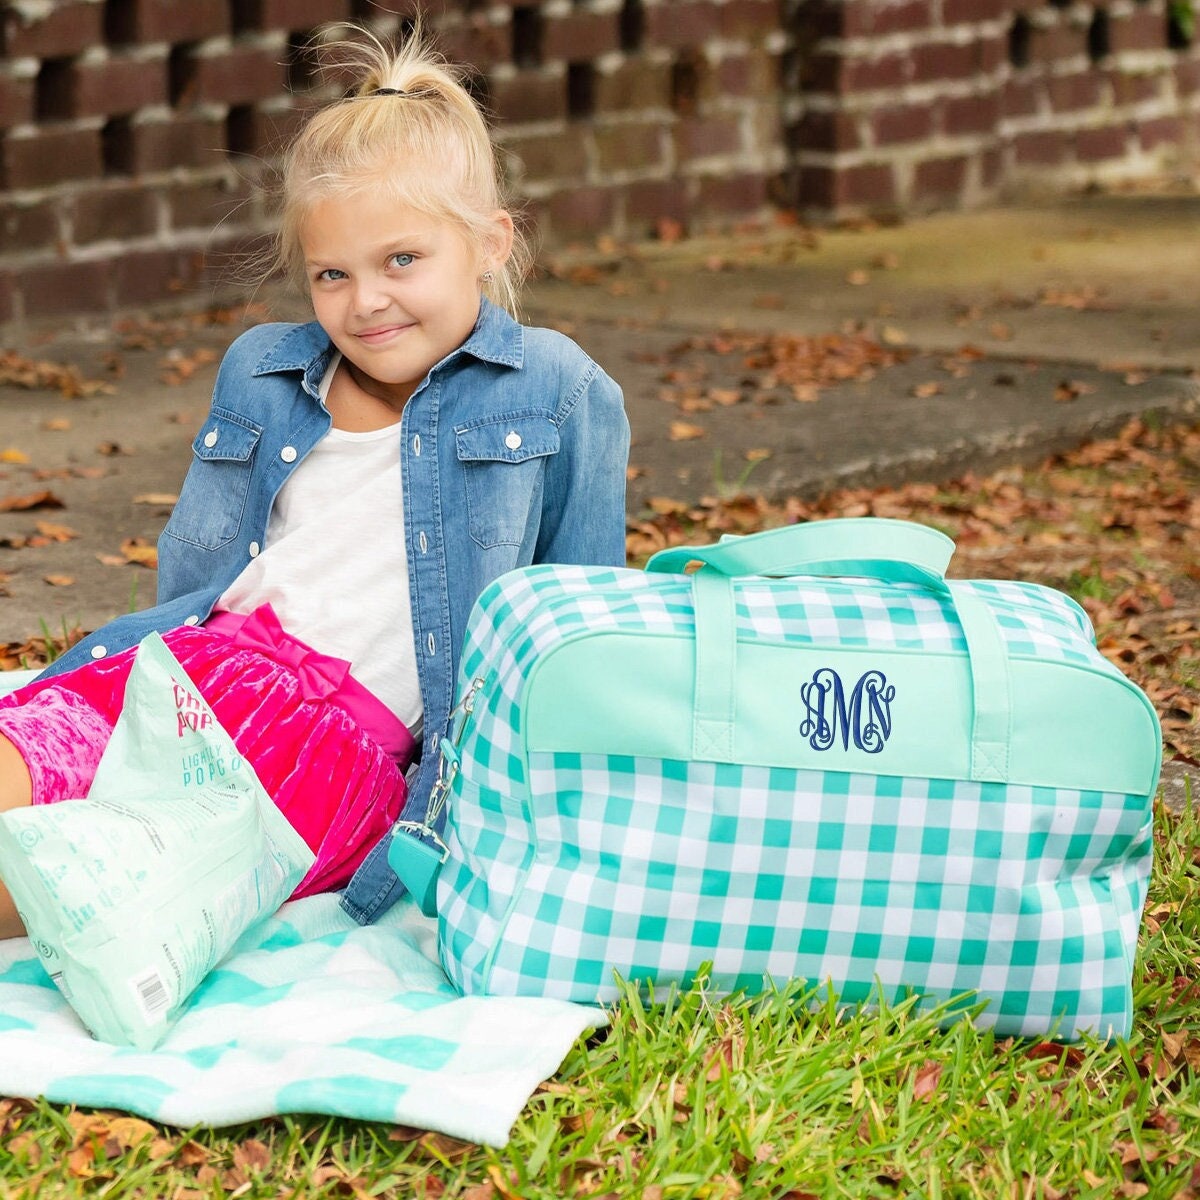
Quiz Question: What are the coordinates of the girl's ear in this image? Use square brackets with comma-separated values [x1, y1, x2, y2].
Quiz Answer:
[483, 210, 515, 273]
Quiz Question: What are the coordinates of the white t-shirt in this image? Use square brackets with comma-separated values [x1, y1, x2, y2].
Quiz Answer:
[216, 357, 422, 734]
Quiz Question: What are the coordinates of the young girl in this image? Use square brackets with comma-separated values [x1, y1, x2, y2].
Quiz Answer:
[0, 25, 629, 934]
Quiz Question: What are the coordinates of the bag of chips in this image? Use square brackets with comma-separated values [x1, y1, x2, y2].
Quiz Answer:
[0, 632, 315, 1049]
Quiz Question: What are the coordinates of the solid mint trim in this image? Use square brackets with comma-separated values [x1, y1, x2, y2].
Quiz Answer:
[691, 570, 735, 760]
[646, 518, 955, 582]
[523, 632, 1161, 796]
[951, 586, 1013, 782]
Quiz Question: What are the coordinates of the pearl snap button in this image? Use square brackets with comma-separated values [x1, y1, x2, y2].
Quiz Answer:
[504, 431, 522, 450]
[249, 541, 260, 557]
[203, 430, 219, 448]
[412, 434, 421, 456]
[418, 531, 428, 553]
[280, 446, 298, 463]
[90, 645, 107, 659]
[183, 615, 200, 626]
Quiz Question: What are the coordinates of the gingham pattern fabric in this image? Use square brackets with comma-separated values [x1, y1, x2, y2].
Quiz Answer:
[437, 565, 1154, 1039]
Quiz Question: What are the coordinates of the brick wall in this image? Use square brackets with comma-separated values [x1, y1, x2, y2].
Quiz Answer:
[785, 0, 1200, 215]
[0, 0, 1196, 327]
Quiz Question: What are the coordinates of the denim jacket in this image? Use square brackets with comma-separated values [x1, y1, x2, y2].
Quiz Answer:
[40, 298, 630, 922]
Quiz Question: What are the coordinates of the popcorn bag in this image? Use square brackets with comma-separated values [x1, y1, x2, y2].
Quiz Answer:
[0, 633, 315, 1050]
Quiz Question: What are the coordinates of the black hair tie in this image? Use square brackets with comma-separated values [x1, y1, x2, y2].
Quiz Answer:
[373, 87, 404, 96]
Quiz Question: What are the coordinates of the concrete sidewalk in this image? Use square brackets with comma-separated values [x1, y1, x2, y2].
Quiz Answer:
[1, 191, 1197, 644]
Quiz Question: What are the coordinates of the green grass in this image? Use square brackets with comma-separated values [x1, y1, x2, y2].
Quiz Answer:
[0, 793, 1198, 1199]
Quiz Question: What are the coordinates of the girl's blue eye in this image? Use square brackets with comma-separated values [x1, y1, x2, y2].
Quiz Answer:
[390, 252, 415, 269]
[317, 268, 347, 282]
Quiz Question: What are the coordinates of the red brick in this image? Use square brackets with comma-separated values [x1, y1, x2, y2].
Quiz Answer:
[1002, 76, 1042, 118]
[1047, 71, 1104, 112]
[182, 46, 290, 108]
[912, 40, 979, 83]
[111, 246, 208, 309]
[977, 32, 1007, 73]
[624, 178, 691, 226]
[594, 61, 672, 112]
[491, 71, 568, 124]
[798, 162, 897, 208]
[1, 126, 103, 189]
[0, 272, 16, 326]
[645, 1, 722, 49]
[1110, 9, 1168, 54]
[1109, 70, 1163, 107]
[226, 103, 307, 159]
[543, 185, 617, 238]
[694, 172, 768, 216]
[873, 0, 936, 35]
[1140, 113, 1181, 150]
[237, 0, 353, 31]
[0, 2, 103, 58]
[793, 109, 861, 152]
[941, 92, 1001, 136]
[714, 49, 777, 97]
[71, 185, 159, 244]
[942, 0, 1004, 25]
[913, 154, 968, 200]
[675, 116, 742, 160]
[874, 104, 935, 146]
[595, 123, 665, 173]
[1176, 58, 1200, 97]
[51, 55, 169, 120]
[1013, 129, 1068, 164]
[504, 130, 589, 182]
[0, 199, 59, 255]
[980, 144, 1003, 188]
[436, 22, 512, 69]
[108, 0, 229, 44]
[845, 51, 911, 91]
[21, 259, 112, 319]
[543, 12, 620, 61]
[1030, 24, 1083, 62]
[167, 179, 254, 233]
[1075, 124, 1130, 161]
[116, 113, 229, 173]
[0, 69, 35, 129]
[718, 0, 783, 39]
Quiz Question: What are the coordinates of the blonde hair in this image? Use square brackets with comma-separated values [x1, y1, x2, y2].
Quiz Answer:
[273, 22, 530, 316]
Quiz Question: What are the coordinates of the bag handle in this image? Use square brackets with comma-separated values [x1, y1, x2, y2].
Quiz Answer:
[681, 520, 1012, 782]
[647, 518, 955, 588]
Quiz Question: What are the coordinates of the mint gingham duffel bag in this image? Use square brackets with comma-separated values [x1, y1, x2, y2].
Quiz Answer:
[392, 518, 1162, 1039]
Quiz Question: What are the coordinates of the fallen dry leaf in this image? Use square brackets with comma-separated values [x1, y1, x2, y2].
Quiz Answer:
[133, 493, 179, 506]
[0, 448, 30, 464]
[44, 574, 75, 586]
[120, 537, 158, 568]
[0, 490, 65, 512]
[669, 421, 707, 442]
[35, 520, 79, 542]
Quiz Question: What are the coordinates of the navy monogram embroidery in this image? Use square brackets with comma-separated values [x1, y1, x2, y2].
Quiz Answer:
[800, 668, 895, 753]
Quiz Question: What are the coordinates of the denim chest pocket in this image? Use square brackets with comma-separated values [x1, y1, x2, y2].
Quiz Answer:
[162, 408, 263, 550]
[456, 413, 560, 548]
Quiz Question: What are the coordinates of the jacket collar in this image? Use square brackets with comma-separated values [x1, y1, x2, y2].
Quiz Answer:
[249, 298, 525, 389]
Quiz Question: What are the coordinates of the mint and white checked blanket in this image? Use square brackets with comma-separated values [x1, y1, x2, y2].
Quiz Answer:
[0, 892, 604, 1146]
